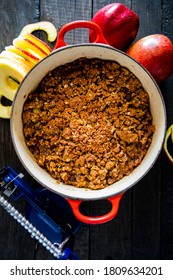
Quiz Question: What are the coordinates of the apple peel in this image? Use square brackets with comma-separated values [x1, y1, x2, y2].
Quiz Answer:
[20, 21, 57, 42]
[163, 124, 173, 164]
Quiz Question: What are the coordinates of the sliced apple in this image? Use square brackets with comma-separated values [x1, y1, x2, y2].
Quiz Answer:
[13, 35, 49, 59]
[20, 21, 57, 42]
[22, 33, 52, 54]
[0, 50, 33, 71]
[0, 93, 11, 119]
[5, 45, 39, 65]
[0, 24, 54, 119]
[0, 57, 28, 101]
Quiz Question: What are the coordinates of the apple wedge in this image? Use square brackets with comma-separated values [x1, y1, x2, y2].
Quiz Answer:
[0, 57, 28, 102]
[20, 21, 57, 42]
[0, 50, 33, 72]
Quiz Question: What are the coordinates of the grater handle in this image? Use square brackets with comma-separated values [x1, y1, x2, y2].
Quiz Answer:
[67, 193, 123, 224]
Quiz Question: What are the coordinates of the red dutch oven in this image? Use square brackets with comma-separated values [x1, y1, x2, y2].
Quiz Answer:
[10, 21, 166, 224]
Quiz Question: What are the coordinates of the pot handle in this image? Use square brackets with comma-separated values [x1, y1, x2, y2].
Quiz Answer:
[67, 193, 123, 224]
[54, 20, 108, 49]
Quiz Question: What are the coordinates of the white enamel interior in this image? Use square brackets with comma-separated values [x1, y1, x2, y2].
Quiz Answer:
[10, 44, 166, 200]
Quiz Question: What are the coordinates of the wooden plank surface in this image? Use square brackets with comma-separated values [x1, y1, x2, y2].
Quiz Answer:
[0, 0, 40, 260]
[131, 0, 162, 260]
[160, 0, 173, 260]
[0, 0, 173, 260]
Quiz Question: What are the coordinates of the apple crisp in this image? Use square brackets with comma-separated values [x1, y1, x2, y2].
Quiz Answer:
[22, 57, 155, 190]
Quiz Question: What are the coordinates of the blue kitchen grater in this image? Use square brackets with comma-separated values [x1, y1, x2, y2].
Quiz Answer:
[0, 166, 81, 259]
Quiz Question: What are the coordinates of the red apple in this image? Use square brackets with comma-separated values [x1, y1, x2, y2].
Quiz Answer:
[127, 34, 173, 83]
[89, 3, 139, 51]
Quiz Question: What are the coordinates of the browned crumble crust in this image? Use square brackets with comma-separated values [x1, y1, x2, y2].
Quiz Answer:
[22, 58, 155, 190]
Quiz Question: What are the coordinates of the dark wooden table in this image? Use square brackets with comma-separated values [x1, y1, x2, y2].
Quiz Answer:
[0, 0, 173, 260]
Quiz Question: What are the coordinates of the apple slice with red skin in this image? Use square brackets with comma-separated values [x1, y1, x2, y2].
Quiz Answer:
[127, 34, 173, 83]
[7, 33, 51, 64]
[13, 36, 48, 59]
[21, 33, 52, 54]
[13, 34, 51, 59]
[5, 45, 39, 64]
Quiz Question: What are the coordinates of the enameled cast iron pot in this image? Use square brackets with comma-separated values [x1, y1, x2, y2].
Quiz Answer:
[10, 21, 166, 224]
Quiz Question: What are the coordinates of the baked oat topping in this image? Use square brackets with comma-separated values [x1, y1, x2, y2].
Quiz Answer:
[22, 57, 155, 190]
